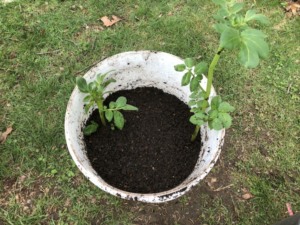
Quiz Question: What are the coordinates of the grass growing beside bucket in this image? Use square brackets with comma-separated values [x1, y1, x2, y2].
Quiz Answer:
[0, 0, 299, 224]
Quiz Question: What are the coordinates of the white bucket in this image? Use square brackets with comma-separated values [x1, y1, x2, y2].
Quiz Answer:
[65, 51, 225, 203]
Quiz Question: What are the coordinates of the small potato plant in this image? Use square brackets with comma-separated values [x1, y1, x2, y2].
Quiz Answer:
[76, 72, 138, 135]
[175, 0, 269, 141]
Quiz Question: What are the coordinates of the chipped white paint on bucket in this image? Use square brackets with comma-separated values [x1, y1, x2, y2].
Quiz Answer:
[65, 51, 225, 203]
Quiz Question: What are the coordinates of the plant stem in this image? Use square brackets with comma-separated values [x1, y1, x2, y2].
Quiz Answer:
[205, 47, 224, 99]
[191, 47, 224, 142]
[96, 100, 106, 126]
[191, 125, 200, 142]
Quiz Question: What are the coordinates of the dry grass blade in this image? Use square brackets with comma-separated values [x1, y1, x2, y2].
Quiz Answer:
[213, 184, 234, 192]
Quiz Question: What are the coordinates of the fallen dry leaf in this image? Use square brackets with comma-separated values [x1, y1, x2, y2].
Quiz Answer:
[285, 1, 300, 16]
[286, 203, 294, 216]
[0, 126, 13, 144]
[242, 193, 253, 200]
[100, 15, 121, 27]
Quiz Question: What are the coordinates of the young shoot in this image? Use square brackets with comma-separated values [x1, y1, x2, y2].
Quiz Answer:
[76, 72, 138, 135]
[175, 0, 269, 141]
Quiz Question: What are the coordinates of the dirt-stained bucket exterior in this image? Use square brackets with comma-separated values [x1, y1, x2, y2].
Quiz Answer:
[64, 51, 225, 203]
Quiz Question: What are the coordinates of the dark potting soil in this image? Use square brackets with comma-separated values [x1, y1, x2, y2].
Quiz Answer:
[84, 87, 201, 193]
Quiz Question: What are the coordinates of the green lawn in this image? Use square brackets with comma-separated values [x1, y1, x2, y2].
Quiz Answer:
[0, 0, 299, 224]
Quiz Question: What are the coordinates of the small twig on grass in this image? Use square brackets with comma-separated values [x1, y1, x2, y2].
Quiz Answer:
[213, 184, 234, 192]
[287, 83, 292, 94]
[0, 67, 14, 72]
[36, 50, 61, 55]
[75, 61, 99, 75]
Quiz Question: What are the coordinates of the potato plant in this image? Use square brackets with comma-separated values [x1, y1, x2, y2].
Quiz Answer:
[76, 72, 138, 135]
[175, 0, 269, 141]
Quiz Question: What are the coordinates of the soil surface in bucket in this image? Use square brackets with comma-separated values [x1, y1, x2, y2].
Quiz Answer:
[85, 87, 201, 193]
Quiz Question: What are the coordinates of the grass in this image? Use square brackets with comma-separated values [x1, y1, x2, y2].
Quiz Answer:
[0, 0, 299, 224]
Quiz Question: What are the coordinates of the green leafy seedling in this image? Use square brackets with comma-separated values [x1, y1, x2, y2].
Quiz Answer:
[83, 121, 98, 135]
[175, 0, 269, 141]
[76, 72, 138, 135]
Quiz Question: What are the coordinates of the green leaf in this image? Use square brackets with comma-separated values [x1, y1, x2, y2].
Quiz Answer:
[189, 115, 205, 126]
[213, 13, 226, 22]
[243, 28, 267, 39]
[209, 118, 223, 130]
[76, 77, 89, 93]
[122, 104, 138, 111]
[194, 112, 206, 119]
[188, 100, 197, 107]
[194, 62, 208, 75]
[97, 85, 104, 93]
[208, 110, 219, 119]
[231, 14, 246, 28]
[184, 58, 195, 68]
[96, 74, 104, 84]
[83, 95, 92, 103]
[109, 101, 116, 109]
[181, 71, 192, 86]
[190, 76, 201, 92]
[190, 91, 200, 99]
[190, 107, 201, 113]
[105, 110, 113, 122]
[88, 82, 97, 92]
[116, 96, 127, 107]
[83, 121, 98, 135]
[218, 102, 235, 113]
[219, 113, 232, 128]
[239, 29, 269, 68]
[211, 96, 222, 110]
[84, 102, 94, 113]
[96, 71, 113, 84]
[216, 8, 230, 19]
[245, 10, 269, 25]
[113, 111, 125, 130]
[230, 3, 244, 14]
[174, 64, 186, 72]
[189, 90, 206, 99]
[220, 27, 241, 49]
[102, 78, 116, 88]
[242, 29, 269, 58]
[213, 23, 229, 33]
[238, 42, 259, 68]
[197, 100, 209, 109]
[199, 91, 207, 99]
